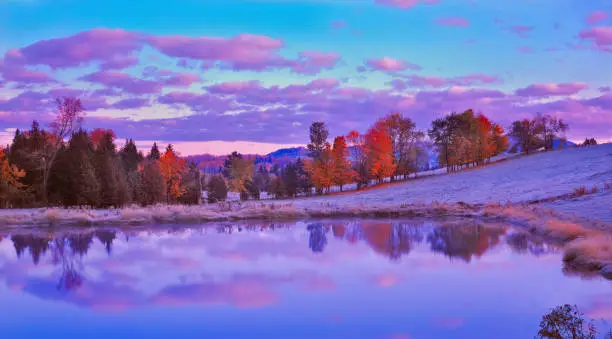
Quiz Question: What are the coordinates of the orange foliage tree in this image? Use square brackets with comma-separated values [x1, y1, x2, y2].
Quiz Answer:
[365, 124, 396, 184]
[305, 144, 334, 194]
[90, 128, 116, 150]
[0, 148, 26, 207]
[159, 144, 187, 203]
[331, 136, 355, 192]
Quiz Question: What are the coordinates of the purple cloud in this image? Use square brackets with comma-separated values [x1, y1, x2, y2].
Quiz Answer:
[509, 25, 534, 38]
[99, 55, 139, 70]
[111, 98, 151, 110]
[374, 0, 439, 9]
[364, 57, 422, 72]
[79, 71, 163, 94]
[394, 73, 501, 88]
[291, 51, 341, 75]
[579, 26, 612, 47]
[517, 46, 534, 54]
[4, 28, 143, 69]
[331, 20, 348, 29]
[515, 82, 588, 97]
[435, 17, 470, 27]
[586, 11, 608, 25]
[599, 86, 611, 93]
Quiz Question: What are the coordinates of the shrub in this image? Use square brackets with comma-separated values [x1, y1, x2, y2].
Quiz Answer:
[207, 175, 228, 203]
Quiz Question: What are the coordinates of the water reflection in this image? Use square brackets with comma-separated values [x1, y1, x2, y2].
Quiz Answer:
[0, 219, 609, 339]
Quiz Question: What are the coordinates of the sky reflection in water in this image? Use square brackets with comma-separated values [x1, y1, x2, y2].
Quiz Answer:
[0, 219, 610, 339]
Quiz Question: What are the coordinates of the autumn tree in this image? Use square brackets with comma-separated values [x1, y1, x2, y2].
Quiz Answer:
[365, 123, 396, 184]
[305, 144, 334, 194]
[535, 113, 569, 150]
[90, 128, 116, 150]
[159, 144, 187, 203]
[375, 113, 424, 180]
[331, 136, 355, 192]
[0, 148, 26, 208]
[41, 97, 85, 205]
[537, 304, 597, 339]
[227, 156, 254, 200]
[347, 130, 369, 189]
[178, 162, 203, 205]
[510, 119, 543, 154]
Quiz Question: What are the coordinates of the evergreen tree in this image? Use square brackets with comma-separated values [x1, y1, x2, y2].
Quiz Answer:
[64, 130, 100, 207]
[148, 142, 161, 160]
[138, 160, 165, 206]
[94, 131, 120, 207]
[283, 163, 299, 197]
[307, 121, 330, 159]
[120, 139, 143, 173]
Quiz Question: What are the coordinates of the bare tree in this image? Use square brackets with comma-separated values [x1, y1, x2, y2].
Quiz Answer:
[41, 97, 85, 205]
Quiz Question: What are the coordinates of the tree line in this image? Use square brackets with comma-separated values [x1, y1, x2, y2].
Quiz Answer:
[0, 96, 573, 207]
[0, 98, 202, 208]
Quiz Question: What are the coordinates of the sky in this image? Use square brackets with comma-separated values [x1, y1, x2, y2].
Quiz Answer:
[0, 0, 611, 155]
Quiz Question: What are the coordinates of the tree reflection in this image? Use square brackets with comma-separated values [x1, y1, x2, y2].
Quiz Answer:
[506, 232, 559, 257]
[95, 230, 116, 255]
[11, 234, 50, 265]
[307, 223, 328, 253]
[427, 224, 505, 262]
[51, 236, 83, 292]
[363, 223, 424, 260]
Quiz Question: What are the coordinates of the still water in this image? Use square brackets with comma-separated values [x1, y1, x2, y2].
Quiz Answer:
[0, 219, 610, 339]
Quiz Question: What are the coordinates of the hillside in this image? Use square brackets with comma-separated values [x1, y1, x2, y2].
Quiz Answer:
[284, 143, 612, 223]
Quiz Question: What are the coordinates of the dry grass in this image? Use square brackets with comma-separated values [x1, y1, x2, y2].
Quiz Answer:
[563, 235, 612, 271]
[573, 185, 588, 197]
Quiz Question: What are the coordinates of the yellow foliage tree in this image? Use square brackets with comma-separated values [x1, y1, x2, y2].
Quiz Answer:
[0, 148, 26, 207]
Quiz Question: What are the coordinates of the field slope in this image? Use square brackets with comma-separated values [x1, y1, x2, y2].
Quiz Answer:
[288, 143, 612, 223]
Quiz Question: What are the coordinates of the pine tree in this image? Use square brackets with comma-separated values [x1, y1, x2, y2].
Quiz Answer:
[307, 122, 330, 159]
[64, 130, 100, 207]
[137, 160, 165, 206]
[148, 142, 161, 160]
[94, 131, 120, 207]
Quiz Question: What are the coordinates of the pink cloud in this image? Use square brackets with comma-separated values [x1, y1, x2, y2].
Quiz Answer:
[586, 11, 608, 25]
[515, 82, 588, 97]
[79, 71, 163, 94]
[99, 55, 139, 71]
[433, 317, 465, 329]
[509, 25, 534, 38]
[435, 17, 470, 27]
[374, 0, 439, 9]
[4, 28, 142, 69]
[517, 46, 533, 54]
[579, 26, 612, 46]
[0, 66, 55, 84]
[396, 73, 501, 88]
[374, 273, 399, 287]
[291, 51, 341, 75]
[331, 20, 347, 29]
[365, 56, 421, 72]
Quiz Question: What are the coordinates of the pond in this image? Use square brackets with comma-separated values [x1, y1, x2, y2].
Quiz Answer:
[0, 219, 610, 339]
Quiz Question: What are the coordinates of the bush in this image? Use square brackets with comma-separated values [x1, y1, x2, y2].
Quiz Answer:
[537, 304, 597, 339]
[573, 186, 587, 197]
[207, 175, 227, 203]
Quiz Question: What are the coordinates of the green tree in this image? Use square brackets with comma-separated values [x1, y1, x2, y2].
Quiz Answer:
[307, 121, 330, 159]
[207, 175, 227, 203]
